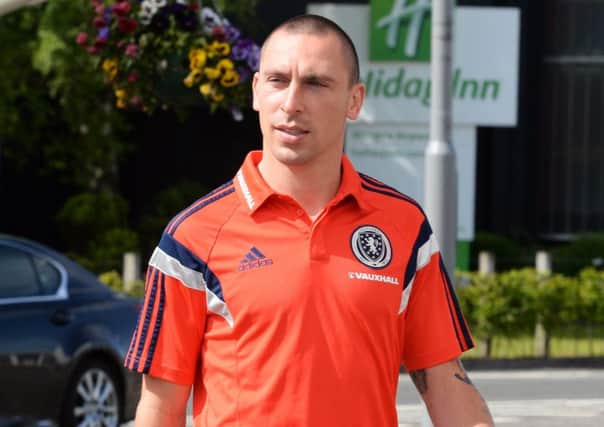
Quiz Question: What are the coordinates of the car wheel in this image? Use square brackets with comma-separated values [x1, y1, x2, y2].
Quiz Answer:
[60, 360, 122, 427]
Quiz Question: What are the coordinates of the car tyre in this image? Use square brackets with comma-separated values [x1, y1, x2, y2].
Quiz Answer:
[60, 359, 123, 427]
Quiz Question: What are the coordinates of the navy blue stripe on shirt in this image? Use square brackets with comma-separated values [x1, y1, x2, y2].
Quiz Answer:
[359, 173, 422, 209]
[124, 307, 143, 367]
[132, 267, 160, 371]
[166, 181, 234, 235]
[125, 266, 155, 367]
[125, 316, 139, 368]
[402, 219, 433, 289]
[143, 273, 165, 374]
[360, 182, 424, 212]
[158, 232, 226, 301]
[440, 257, 474, 351]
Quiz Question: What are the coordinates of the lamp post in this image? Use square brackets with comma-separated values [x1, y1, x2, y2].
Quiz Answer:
[425, 0, 457, 278]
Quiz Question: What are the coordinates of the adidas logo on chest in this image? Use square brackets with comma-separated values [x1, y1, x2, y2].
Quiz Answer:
[238, 246, 274, 271]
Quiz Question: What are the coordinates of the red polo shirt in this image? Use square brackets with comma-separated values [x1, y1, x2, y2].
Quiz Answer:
[126, 150, 473, 426]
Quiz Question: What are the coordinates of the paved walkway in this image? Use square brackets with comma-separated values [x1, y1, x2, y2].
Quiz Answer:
[397, 399, 604, 427]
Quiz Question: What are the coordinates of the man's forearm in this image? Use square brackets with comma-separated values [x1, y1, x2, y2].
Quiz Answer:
[410, 359, 494, 427]
[134, 400, 187, 427]
[133, 375, 191, 427]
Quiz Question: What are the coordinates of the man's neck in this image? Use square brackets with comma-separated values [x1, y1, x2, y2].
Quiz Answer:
[258, 155, 342, 219]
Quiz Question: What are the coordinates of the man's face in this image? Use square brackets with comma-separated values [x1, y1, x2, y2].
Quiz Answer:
[252, 30, 365, 168]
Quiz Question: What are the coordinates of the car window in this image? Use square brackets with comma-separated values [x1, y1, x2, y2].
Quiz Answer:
[32, 255, 61, 295]
[0, 245, 40, 298]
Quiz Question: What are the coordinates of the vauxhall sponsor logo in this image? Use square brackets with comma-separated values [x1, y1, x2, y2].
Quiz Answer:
[348, 271, 400, 285]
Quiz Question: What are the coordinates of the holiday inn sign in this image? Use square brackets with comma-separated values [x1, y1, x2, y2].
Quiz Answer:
[363, 67, 501, 105]
[371, 0, 432, 61]
[307, 2, 521, 250]
[308, 1, 520, 126]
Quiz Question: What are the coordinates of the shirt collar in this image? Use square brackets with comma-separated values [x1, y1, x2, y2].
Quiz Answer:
[332, 154, 372, 212]
[234, 150, 371, 215]
[234, 151, 273, 214]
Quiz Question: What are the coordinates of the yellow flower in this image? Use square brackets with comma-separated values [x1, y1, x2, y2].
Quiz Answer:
[216, 58, 234, 73]
[183, 69, 202, 88]
[220, 69, 240, 87]
[184, 75, 195, 88]
[199, 83, 212, 96]
[102, 58, 119, 81]
[114, 87, 128, 108]
[188, 48, 207, 70]
[204, 67, 221, 80]
[199, 83, 224, 102]
[114, 88, 127, 100]
[208, 40, 231, 56]
[211, 91, 225, 102]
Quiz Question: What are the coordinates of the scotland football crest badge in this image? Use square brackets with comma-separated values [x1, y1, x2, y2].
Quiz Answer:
[351, 225, 392, 269]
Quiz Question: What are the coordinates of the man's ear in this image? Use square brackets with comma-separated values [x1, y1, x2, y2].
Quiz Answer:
[346, 83, 365, 120]
[252, 72, 260, 112]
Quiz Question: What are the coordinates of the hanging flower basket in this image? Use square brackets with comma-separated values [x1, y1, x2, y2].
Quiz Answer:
[76, 0, 260, 119]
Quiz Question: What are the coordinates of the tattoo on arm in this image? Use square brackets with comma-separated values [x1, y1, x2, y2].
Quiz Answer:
[453, 359, 474, 386]
[454, 372, 473, 385]
[409, 369, 428, 395]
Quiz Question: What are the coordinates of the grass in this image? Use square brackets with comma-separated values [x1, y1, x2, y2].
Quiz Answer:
[463, 325, 604, 359]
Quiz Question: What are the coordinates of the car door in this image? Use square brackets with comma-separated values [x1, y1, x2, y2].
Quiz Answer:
[0, 242, 72, 418]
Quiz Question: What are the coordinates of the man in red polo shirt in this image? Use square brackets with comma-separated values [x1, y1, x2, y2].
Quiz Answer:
[126, 14, 494, 427]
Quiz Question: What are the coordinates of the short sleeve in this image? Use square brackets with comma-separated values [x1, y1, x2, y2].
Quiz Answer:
[399, 219, 474, 372]
[125, 232, 207, 385]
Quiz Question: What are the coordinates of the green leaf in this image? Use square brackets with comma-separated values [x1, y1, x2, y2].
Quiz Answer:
[32, 28, 66, 75]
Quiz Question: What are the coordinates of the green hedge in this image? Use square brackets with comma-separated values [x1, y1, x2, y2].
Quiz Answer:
[456, 268, 604, 355]
[98, 270, 145, 298]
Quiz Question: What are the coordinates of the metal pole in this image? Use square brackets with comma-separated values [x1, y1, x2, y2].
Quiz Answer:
[425, 0, 457, 277]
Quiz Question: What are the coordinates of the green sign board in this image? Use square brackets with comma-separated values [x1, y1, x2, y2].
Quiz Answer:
[370, 0, 432, 62]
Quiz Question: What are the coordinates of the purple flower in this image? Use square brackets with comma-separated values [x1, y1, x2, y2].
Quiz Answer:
[179, 16, 198, 31]
[170, 4, 198, 31]
[237, 66, 251, 82]
[167, 3, 185, 14]
[98, 26, 110, 40]
[224, 25, 241, 43]
[200, 7, 222, 30]
[231, 38, 253, 61]
[150, 14, 169, 32]
[246, 44, 260, 71]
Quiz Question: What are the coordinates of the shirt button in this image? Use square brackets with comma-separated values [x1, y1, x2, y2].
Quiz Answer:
[296, 209, 304, 216]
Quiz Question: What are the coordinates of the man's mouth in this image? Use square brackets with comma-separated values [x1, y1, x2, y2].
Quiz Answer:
[274, 125, 310, 142]
[275, 125, 309, 136]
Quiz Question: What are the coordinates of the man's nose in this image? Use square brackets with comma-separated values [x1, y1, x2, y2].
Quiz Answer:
[280, 82, 303, 114]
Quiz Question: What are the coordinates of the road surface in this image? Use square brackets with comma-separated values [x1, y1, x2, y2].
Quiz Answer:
[123, 368, 604, 426]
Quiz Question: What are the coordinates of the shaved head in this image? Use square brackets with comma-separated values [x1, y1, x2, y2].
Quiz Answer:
[261, 14, 360, 86]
